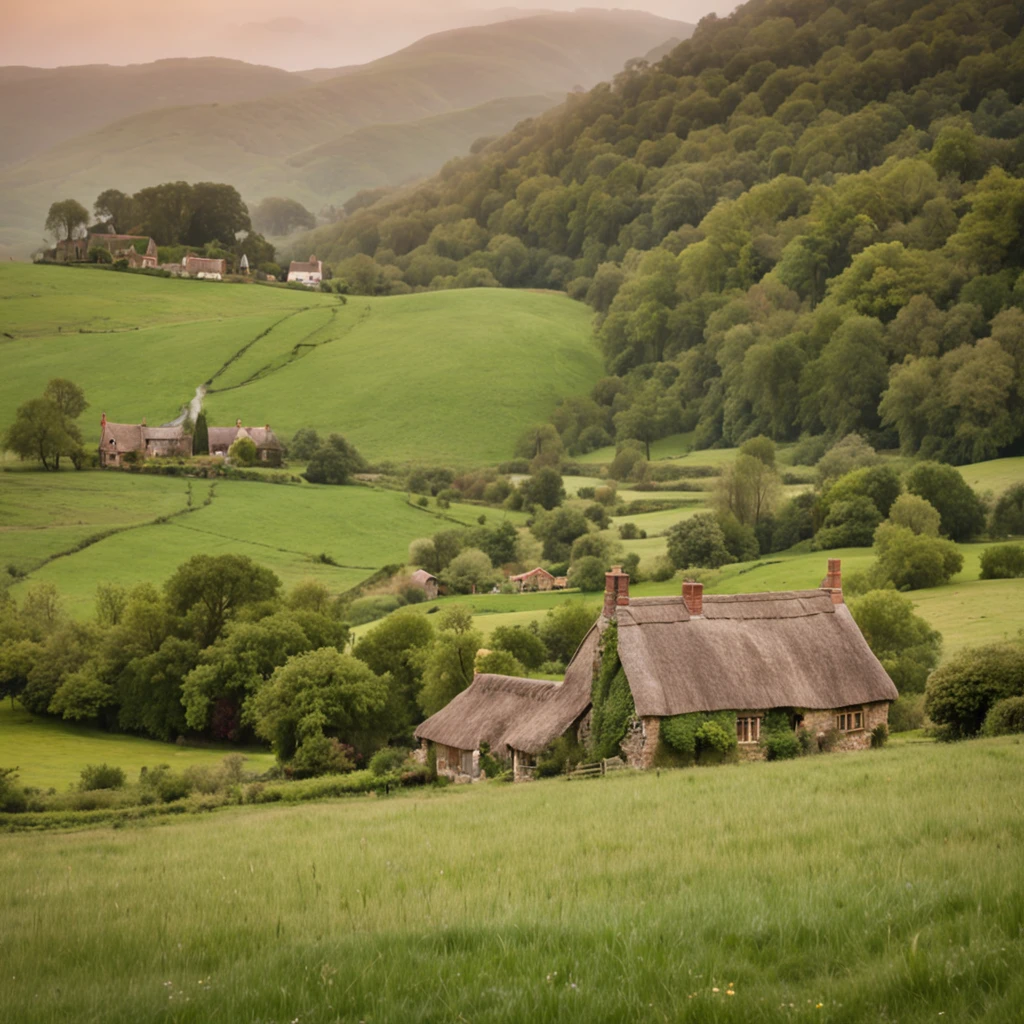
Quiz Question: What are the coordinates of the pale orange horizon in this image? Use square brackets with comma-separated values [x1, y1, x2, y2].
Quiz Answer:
[1, 1, 736, 71]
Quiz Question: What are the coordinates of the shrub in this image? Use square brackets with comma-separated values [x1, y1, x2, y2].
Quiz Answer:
[660, 711, 738, 762]
[873, 523, 963, 590]
[228, 436, 258, 467]
[990, 483, 1024, 537]
[647, 555, 677, 582]
[888, 493, 941, 536]
[0, 767, 27, 813]
[476, 649, 527, 676]
[490, 625, 548, 670]
[905, 462, 986, 542]
[979, 543, 1024, 580]
[369, 747, 410, 777]
[477, 742, 504, 780]
[568, 555, 606, 592]
[983, 696, 1024, 736]
[594, 484, 618, 506]
[667, 513, 734, 569]
[888, 694, 926, 733]
[290, 735, 357, 778]
[763, 730, 801, 760]
[870, 723, 889, 748]
[535, 735, 583, 777]
[619, 522, 640, 540]
[79, 764, 126, 791]
[157, 773, 192, 803]
[813, 496, 882, 549]
[925, 641, 1024, 739]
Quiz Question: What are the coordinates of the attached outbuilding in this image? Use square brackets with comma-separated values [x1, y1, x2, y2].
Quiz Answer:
[208, 421, 284, 465]
[409, 569, 440, 600]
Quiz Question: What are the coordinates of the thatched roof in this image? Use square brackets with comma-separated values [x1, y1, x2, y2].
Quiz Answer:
[614, 591, 897, 716]
[415, 627, 599, 755]
[410, 569, 437, 585]
[100, 422, 187, 451]
[208, 426, 282, 451]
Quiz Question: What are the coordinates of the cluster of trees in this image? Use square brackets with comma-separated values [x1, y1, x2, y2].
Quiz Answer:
[292, 0, 1024, 465]
[251, 197, 317, 237]
[662, 432, 1005, 592]
[3, 379, 90, 472]
[46, 182, 277, 272]
[0, 555, 595, 774]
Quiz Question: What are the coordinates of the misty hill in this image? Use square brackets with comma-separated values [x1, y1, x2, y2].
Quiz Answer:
[286, 0, 1024, 467]
[0, 58, 307, 169]
[0, 10, 691, 256]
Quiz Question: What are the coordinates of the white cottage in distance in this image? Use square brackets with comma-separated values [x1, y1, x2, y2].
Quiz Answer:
[287, 254, 323, 288]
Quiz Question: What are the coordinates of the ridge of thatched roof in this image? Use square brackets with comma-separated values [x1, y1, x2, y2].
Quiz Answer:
[415, 628, 599, 756]
[614, 592, 897, 716]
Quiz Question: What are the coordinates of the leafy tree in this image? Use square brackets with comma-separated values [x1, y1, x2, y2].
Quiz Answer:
[193, 411, 209, 455]
[537, 601, 594, 664]
[45, 199, 89, 242]
[713, 453, 781, 526]
[116, 635, 197, 742]
[821, 465, 902, 521]
[476, 650, 526, 677]
[489, 625, 548, 670]
[873, 523, 964, 590]
[441, 548, 497, 595]
[716, 512, 759, 561]
[187, 182, 252, 247]
[252, 197, 316, 236]
[228, 436, 258, 466]
[418, 606, 481, 716]
[816, 434, 878, 484]
[667, 513, 734, 569]
[0, 640, 40, 707]
[568, 556, 606, 592]
[303, 434, 366, 485]
[164, 554, 280, 647]
[515, 424, 563, 466]
[353, 611, 435, 741]
[49, 665, 115, 721]
[905, 462, 986, 542]
[613, 380, 675, 459]
[252, 647, 390, 765]
[738, 435, 776, 467]
[990, 483, 1024, 537]
[44, 378, 88, 422]
[926, 642, 1024, 740]
[530, 506, 589, 562]
[887, 493, 941, 537]
[523, 467, 564, 510]
[93, 189, 136, 233]
[3, 397, 77, 471]
[849, 590, 941, 694]
[289, 428, 321, 461]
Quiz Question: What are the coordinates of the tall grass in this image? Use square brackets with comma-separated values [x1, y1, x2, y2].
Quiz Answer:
[2, 738, 1022, 1022]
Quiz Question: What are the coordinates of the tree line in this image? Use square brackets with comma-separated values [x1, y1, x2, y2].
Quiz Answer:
[288, 0, 1024, 465]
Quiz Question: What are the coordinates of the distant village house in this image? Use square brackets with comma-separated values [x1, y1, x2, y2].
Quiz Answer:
[99, 414, 192, 467]
[509, 567, 564, 592]
[208, 421, 284, 466]
[416, 560, 897, 781]
[182, 254, 227, 279]
[287, 255, 323, 288]
[55, 233, 158, 268]
[409, 569, 440, 600]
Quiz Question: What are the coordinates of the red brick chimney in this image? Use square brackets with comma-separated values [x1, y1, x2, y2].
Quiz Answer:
[603, 565, 630, 618]
[821, 558, 843, 604]
[100, 412, 106, 428]
[682, 580, 703, 616]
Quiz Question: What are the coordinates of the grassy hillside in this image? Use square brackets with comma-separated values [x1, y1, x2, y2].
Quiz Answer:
[0, 11, 691, 255]
[2, 470, 528, 618]
[0, 264, 602, 463]
[2, 738, 1022, 1021]
[0, 704, 274, 790]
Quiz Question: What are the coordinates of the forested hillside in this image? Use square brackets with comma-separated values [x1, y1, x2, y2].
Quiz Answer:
[302, 0, 1024, 465]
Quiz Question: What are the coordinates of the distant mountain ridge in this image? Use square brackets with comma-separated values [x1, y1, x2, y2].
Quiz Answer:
[0, 10, 692, 257]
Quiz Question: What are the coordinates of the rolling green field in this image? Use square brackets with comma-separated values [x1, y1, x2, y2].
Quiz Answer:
[0, 704, 274, 790]
[1, 737, 1022, 1022]
[0, 264, 602, 464]
[2, 469, 528, 617]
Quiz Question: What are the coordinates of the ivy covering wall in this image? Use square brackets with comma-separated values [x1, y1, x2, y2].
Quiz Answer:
[589, 622, 636, 758]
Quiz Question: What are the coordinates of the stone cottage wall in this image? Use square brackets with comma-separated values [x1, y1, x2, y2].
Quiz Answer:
[801, 701, 890, 752]
[622, 716, 660, 769]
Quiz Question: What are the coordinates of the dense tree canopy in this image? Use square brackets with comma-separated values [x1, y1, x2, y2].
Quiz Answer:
[293, 0, 1024, 464]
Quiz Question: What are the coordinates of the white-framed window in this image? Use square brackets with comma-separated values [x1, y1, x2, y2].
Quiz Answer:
[736, 716, 761, 743]
[837, 709, 864, 732]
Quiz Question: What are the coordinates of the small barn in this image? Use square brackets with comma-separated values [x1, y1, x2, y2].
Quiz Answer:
[415, 629, 598, 780]
[183, 254, 227, 279]
[98, 414, 192, 466]
[509, 567, 556, 592]
[409, 569, 440, 600]
[208, 421, 284, 465]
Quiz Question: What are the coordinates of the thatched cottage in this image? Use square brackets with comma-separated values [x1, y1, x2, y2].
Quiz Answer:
[99, 414, 191, 466]
[55, 233, 158, 268]
[208, 421, 284, 465]
[415, 560, 897, 780]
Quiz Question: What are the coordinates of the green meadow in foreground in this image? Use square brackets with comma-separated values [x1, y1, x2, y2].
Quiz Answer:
[1, 738, 1022, 1022]
[0, 264, 602, 464]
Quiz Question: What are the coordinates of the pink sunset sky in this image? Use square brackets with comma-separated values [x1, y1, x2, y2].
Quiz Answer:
[2, 2, 738, 70]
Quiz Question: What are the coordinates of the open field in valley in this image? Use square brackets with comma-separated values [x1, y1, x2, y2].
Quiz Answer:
[0, 264, 602, 464]
[0, 704, 275, 790]
[1, 737, 1022, 1022]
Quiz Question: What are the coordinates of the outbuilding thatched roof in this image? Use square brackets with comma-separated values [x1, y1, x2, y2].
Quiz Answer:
[415, 627, 598, 756]
[614, 591, 897, 716]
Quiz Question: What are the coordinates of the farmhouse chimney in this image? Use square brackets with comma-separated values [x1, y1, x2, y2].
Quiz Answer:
[141, 416, 146, 427]
[603, 565, 630, 618]
[821, 558, 843, 604]
[236, 418, 242, 428]
[100, 412, 106, 428]
[682, 580, 703, 616]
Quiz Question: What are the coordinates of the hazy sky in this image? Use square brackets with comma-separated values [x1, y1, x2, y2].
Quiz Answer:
[2, 2, 739, 70]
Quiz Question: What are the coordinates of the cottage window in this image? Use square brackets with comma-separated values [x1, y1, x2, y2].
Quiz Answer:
[736, 716, 761, 743]
[837, 710, 864, 732]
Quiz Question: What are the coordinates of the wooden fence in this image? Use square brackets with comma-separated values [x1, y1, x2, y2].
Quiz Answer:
[567, 757, 627, 780]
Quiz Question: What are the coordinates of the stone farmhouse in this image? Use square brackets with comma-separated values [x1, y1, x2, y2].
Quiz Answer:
[55, 233, 158, 268]
[287, 255, 323, 287]
[509, 567, 565, 592]
[208, 421, 284, 466]
[416, 559, 898, 780]
[99, 414, 191, 466]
